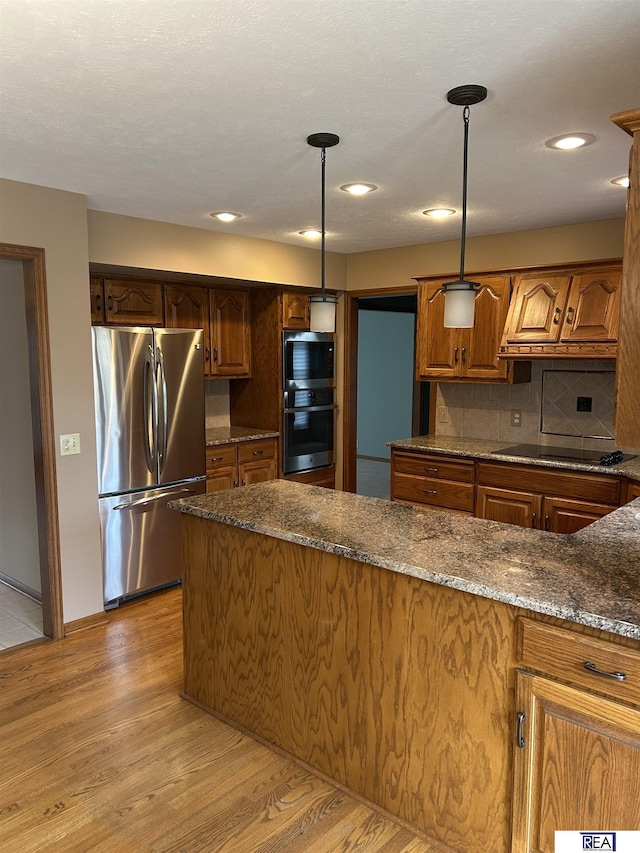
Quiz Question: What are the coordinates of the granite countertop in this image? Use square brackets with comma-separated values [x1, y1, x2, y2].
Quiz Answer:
[205, 426, 279, 447]
[388, 435, 640, 483]
[171, 479, 640, 641]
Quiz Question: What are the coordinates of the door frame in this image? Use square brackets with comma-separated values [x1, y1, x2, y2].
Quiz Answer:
[342, 285, 435, 493]
[1, 243, 64, 639]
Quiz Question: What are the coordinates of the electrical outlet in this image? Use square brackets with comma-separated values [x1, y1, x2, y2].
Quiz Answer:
[437, 406, 449, 424]
[60, 433, 81, 456]
[511, 409, 522, 428]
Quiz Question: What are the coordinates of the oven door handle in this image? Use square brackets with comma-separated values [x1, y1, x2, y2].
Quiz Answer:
[284, 404, 336, 414]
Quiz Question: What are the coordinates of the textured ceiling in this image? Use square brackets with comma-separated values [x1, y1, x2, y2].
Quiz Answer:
[1, 0, 639, 253]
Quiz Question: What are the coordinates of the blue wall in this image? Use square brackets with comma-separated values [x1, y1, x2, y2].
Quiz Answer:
[357, 310, 415, 459]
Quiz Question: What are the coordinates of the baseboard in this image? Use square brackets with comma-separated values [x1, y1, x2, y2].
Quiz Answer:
[0, 571, 42, 604]
[64, 611, 108, 636]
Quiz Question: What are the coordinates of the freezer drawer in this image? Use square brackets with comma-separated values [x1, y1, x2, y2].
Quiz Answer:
[99, 479, 205, 605]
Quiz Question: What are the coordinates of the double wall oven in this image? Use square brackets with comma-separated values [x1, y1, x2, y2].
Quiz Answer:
[282, 331, 335, 474]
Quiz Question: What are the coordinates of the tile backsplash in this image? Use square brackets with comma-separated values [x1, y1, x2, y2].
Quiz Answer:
[434, 360, 620, 452]
[205, 380, 230, 428]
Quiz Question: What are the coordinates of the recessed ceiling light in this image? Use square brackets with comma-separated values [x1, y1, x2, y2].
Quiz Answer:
[340, 183, 378, 195]
[299, 229, 322, 238]
[423, 208, 456, 219]
[611, 175, 630, 188]
[544, 134, 596, 150]
[209, 211, 241, 222]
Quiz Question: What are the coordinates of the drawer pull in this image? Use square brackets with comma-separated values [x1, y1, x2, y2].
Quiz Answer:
[423, 489, 438, 495]
[516, 711, 526, 748]
[253, 449, 264, 456]
[552, 306, 561, 324]
[584, 661, 626, 682]
[531, 512, 537, 528]
[209, 456, 224, 463]
[424, 466, 439, 472]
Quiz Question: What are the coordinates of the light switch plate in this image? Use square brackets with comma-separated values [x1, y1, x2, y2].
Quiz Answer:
[60, 433, 81, 456]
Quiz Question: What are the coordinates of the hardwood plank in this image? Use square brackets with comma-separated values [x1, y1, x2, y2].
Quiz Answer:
[0, 587, 436, 852]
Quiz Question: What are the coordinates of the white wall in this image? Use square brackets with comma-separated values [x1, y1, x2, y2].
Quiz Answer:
[0, 179, 104, 623]
[357, 310, 415, 459]
[0, 259, 41, 593]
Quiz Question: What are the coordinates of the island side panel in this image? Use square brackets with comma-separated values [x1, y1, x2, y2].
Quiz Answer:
[181, 515, 519, 853]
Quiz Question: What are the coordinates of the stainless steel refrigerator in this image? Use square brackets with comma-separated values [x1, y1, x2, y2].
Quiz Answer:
[92, 326, 205, 606]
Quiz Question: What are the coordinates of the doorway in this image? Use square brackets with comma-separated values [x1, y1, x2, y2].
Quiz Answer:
[343, 289, 431, 495]
[0, 244, 63, 644]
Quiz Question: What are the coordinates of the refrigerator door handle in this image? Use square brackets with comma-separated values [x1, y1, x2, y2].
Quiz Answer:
[113, 487, 198, 511]
[143, 345, 157, 475]
[156, 345, 169, 474]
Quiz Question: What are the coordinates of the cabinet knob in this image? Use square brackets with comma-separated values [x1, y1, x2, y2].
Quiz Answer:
[552, 306, 561, 324]
[233, 480, 239, 488]
[461, 347, 466, 363]
[565, 306, 575, 324]
[241, 478, 246, 486]
[531, 512, 537, 527]
[544, 514, 550, 530]
[213, 347, 218, 362]
[454, 346, 459, 363]
[205, 347, 210, 362]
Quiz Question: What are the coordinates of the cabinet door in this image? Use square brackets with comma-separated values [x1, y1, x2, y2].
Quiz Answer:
[90, 277, 105, 324]
[543, 495, 613, 534]
[561, 269, 621, 343]
[206, 467, 237, 493]
[104, 279, 164, 325]
[165, 284, 211, 373]
[239, 457, 277, 486]
[462, 276, 511, 380]
[416, 282, 458, 378]
[282, 292, 310, 330]
[503, 274, 570, 344]
[512, 672, 640, 853]
[210, 289, 251, 377]
[627, 481, 640, 502]
[475, 485, 542, 528]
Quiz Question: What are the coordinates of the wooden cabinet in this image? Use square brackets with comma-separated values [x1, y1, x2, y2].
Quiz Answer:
[626, 480, 640, 502]
[512, 620, 640, 850]
[415, 274, 531, 383]
[284, 465, 335, 489]
[102, 278, 164, 325]
[205, 439, 277, 493]
[476, 461, 620, 533]
[281, 291, 310, 330]
[499, 264, 621, 359]
[165, 284, 251, 379]
[612, 108, 640, 447]
[90, 277, 105, 324]
[390, 449, 475, 514]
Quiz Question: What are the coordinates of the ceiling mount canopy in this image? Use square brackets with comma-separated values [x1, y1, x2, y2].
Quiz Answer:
[307, 132, 340, 333]
[443, 84, 487, 328]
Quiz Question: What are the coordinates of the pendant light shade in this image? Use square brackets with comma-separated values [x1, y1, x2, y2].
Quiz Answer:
[307, 132, 339, 333]
[442, 85, 487, 328]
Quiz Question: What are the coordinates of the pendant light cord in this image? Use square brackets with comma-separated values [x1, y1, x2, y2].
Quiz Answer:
[459, 104, 470, 283]
[321, 146, 326, 300]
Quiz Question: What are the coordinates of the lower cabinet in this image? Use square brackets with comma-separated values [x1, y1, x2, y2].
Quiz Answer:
[626, 480, 640, 502]
[390, 449, 475, 514]
[475, 461, 620, 533]
[206, 439, 277, 493]
[512, 620, 640, 850]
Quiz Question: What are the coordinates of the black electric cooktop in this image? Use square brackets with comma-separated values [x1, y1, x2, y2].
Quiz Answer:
[492, 443, 637, 467]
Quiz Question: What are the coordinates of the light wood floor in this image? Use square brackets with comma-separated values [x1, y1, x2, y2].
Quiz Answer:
[0, 587, 441, 852]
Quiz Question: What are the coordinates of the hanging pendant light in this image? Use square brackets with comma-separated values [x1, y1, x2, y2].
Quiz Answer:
[307, 132, 340, 333]
[443, 85, 487, 328]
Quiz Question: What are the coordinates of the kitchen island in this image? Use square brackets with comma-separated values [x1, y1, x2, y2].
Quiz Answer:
[171, 481, 640, 852]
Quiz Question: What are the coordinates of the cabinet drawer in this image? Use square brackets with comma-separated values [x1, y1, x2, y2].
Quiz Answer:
[392, 473, 474, 512]
[392, 451, 475, 483]
[520, 619, 640, 707]
[205, 445, 237, 473]
[477, 461, 620, 504]
[238, 438, 277, 464]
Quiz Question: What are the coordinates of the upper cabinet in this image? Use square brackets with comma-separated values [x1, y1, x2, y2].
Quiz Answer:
[165, 284, 251, 379]
[281, 291, 310, 330]
[499, 264, 621, 359]
[102, 278, 164, 326]
[416, 274, 530, 383]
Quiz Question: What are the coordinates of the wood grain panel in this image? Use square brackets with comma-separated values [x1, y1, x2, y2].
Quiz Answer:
[476, 461, 620, 504]
[181, 516, 520, 853]
[612, 109, 640, 447]
[391, 451, 475, 482]
[391, 472, 474, 511]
